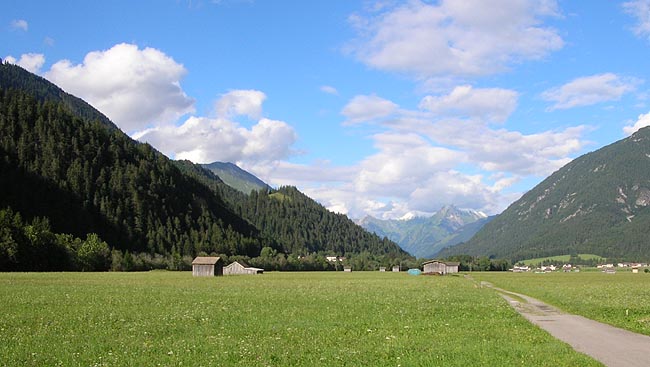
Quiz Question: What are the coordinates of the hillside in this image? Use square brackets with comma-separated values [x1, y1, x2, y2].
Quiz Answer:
[0, 62, 407, 270]
[440, 127, 650, 261]
[358, 206, 488, 258]
[0, 60, 116, 130]
[202, 161, 270, 194]
[175, 160, 407, 258]
[0, 63, 263, 262]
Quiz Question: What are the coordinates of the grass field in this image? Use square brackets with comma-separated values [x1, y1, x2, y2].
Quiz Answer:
[473, 271, 650, 336]
[0, 271, 602, 366]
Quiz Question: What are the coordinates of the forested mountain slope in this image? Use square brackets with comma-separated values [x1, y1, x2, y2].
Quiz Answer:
[0, 77, 263, 258]
[0, 60, 116, 130]
[175, 161, 407, 257]
[0, 62, 407, 271]
[440, 127, 650, 261]
[0, 62, 266, 261]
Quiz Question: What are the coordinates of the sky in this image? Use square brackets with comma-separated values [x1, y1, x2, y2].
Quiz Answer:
[3, 0, 650, 220]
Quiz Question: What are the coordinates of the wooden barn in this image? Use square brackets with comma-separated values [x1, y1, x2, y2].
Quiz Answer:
[422, 260, 459, 275]
[191, 256, 223, 277]
[223, 261, 264, 275]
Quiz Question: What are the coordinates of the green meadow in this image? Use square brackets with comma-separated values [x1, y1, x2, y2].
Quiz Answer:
[473, 271, 650, 336]
[0, 271, 602, 366]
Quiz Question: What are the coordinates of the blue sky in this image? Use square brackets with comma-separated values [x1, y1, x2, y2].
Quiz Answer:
[3, 0, 650, 220]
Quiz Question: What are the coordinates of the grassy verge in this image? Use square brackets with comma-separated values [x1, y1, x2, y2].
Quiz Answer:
[473, 271, 650, 336]
[0, 272, 601, 366]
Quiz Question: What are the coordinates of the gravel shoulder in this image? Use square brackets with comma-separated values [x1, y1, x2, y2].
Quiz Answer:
[486, 282, 650, 367]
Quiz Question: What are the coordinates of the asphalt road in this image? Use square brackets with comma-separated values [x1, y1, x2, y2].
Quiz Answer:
[491, 284, 650, 367]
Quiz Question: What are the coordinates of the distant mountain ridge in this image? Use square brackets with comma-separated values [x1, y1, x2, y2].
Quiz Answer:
[358, 206, 488, 258]
[440, 127, 650, 261]
[202, 161, 270, 194]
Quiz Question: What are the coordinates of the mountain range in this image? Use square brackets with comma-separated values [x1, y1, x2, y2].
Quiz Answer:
[440, 127, 650, 261]
[0, 62, 408, 270]
[5, 59, 650, 268]
[358, 206, 490, 258]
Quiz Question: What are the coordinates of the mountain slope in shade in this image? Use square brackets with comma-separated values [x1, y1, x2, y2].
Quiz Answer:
[440, 127, 650, 261]
[0, 62, 410, 271]
[0, 63, 263, 258]
[358, 206, 488, 258]
[202, 161, 270, 194]
[0, 60, 117, 130]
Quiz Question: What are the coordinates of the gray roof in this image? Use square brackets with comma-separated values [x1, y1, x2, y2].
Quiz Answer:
[422, 260, 460, 266]
[192, 256, 222, 265]
[231, 260, 250, 268]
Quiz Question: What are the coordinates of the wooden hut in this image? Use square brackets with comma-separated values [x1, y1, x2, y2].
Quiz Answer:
[224, 261, 264, 275]
[192, 256, 223, 277]
[422, 260, 459, 275]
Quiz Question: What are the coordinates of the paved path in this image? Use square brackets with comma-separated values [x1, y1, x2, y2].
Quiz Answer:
[485, 282, 650, 367]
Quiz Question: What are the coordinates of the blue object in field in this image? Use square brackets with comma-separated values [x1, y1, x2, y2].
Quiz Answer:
[407, 268, 421, 276]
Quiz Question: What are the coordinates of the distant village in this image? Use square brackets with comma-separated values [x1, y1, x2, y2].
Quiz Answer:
[511, 262, 649, 274]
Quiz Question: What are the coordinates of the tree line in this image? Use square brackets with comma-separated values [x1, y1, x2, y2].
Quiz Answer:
[0, 207, 110, 271]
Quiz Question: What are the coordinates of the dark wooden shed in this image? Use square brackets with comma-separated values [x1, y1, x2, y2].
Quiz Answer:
[191, 256, 223, 277]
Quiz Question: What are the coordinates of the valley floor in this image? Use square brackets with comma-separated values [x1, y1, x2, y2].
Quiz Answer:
[0, 271, 602, 366]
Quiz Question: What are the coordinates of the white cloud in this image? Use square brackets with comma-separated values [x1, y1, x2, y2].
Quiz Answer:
[353, 133, 464, 196]
[136, 115, 297, 165]
[137, 89, 296, 165]
[341, 94, 398, 123]
[10, 19, 28, 31]
[254, 160, 356, 187]
[284, 116, 585, 219]
[320, 85, 339, 95]
[419, 85, 518, 123]
[542, 73, 638, 111]
[623, 0, 650, 40]
[422, 119, 586, 176]
[215, 90, 266, 119]
[303, 168, 515, 220]
[623, 111, 650, 135]
[408, 171, 497, 213]
[298, 91, 589, 219]
[44, 43, 195, 133]
[3, 53, 45, 74]
[348, 0, 563, 78]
